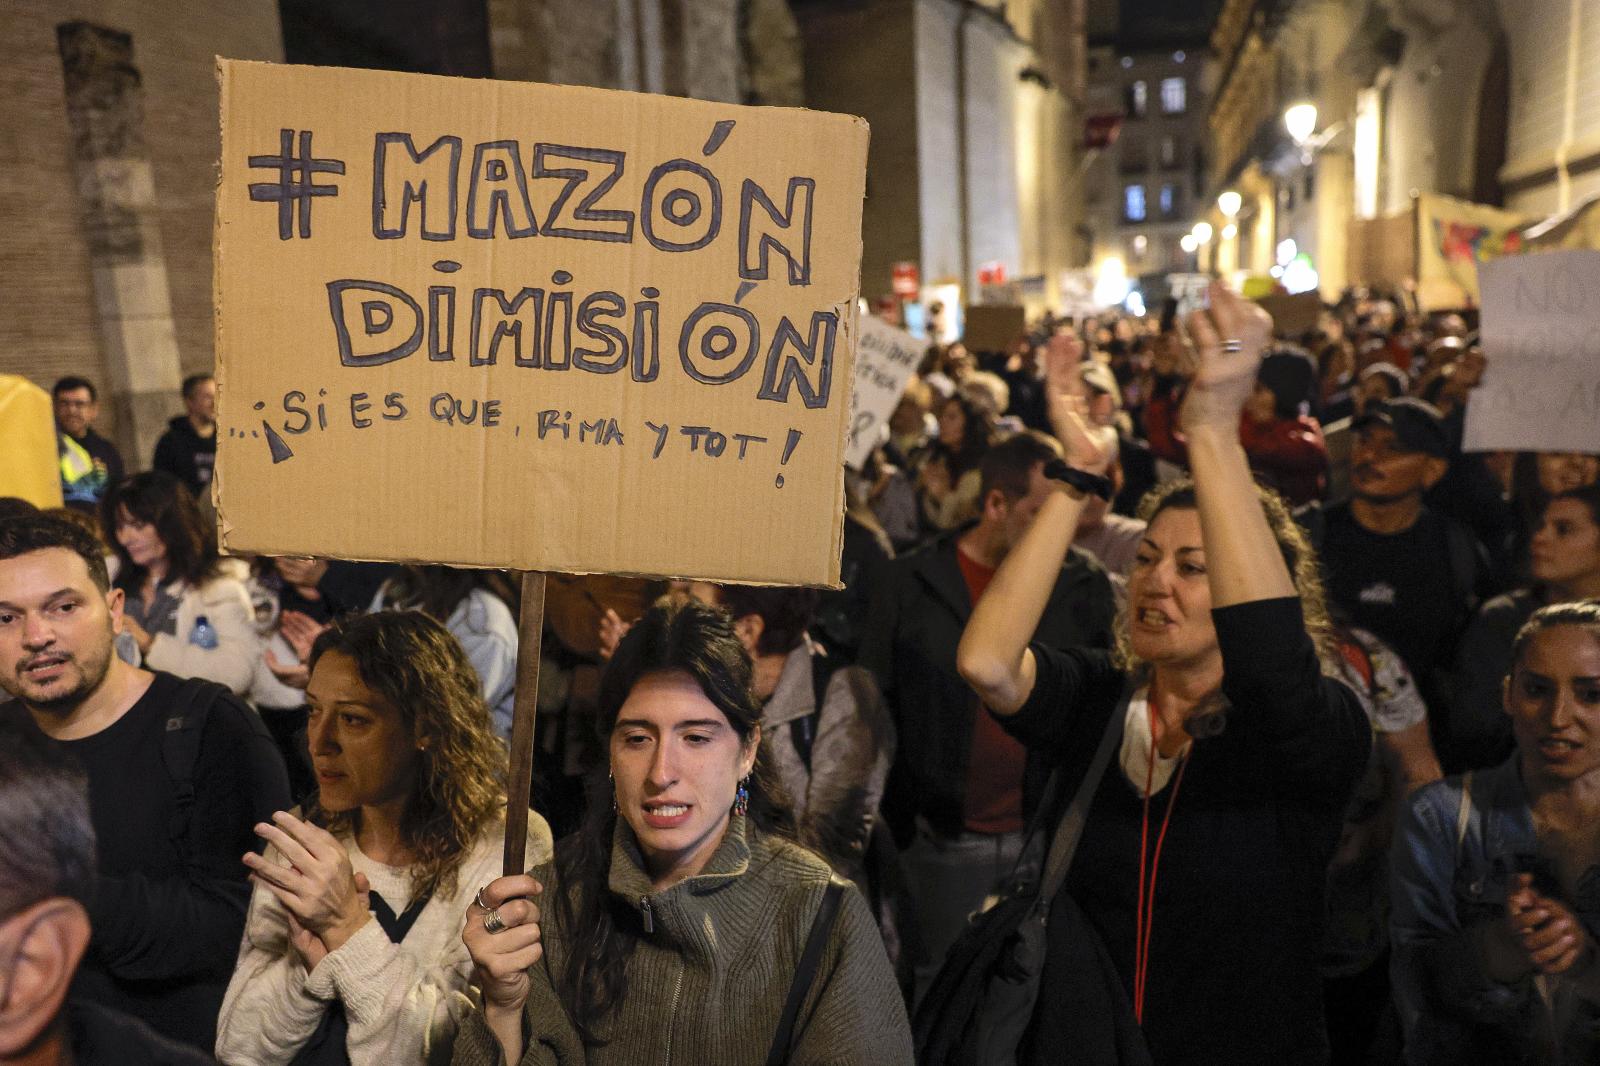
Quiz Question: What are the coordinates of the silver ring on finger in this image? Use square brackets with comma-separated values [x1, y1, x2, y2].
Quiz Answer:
[474, 884, 491, 911]
[1221, 338, 1243, 353]
[484, 908, 508, 934]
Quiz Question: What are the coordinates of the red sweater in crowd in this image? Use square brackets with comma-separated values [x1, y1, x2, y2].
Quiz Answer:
[1144, 391, 1328, 506]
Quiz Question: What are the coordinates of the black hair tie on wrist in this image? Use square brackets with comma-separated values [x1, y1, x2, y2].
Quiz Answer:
[1042, 459, 1114, 500]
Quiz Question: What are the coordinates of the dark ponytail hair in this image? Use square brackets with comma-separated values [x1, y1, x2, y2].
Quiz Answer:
[1509, 599, 1600, 676]
[552, 597, 793, 1042]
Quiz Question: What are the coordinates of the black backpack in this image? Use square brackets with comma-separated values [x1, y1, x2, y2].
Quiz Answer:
[157, 678, 230, 861]
[914, 682, 1151, 1066]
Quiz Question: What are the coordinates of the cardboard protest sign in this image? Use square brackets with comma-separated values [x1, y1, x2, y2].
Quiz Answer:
[845, 318, 923, 469]
[1255, 293, 1322, 337]
[1465, 250, 1600, 453]
[962, 305, 1026, 353]
[215, 61, 868, 587]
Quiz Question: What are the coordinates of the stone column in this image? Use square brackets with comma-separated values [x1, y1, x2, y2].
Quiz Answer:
[56, 22, 184, 468]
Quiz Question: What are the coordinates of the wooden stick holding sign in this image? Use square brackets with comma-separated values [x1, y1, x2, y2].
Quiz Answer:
[503, 571, 547, 876]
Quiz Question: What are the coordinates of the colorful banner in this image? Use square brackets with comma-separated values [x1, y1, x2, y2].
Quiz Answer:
[1416, 192, 1530, 309]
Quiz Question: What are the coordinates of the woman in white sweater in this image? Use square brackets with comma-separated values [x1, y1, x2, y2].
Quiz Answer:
[103, 471, 258, 694]
[216, 610, 554, 1065]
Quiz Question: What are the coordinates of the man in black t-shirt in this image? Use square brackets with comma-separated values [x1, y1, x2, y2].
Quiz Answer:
[1318, 398, 1491, 770]
[0, 717, 212, 1066]
[151, 374, 217, 499]
[0, 515, 290, 1053]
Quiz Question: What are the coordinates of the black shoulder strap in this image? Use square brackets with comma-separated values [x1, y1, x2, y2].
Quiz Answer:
[159, 678, 224, 862]
[766, 878, 847, 1066]
[790, 650, 834, 771]
[1038, 680, 1133, 904]
[1443, 520, 1481, 611]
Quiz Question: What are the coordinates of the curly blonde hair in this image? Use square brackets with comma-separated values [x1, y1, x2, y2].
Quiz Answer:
[1113, 478, 1339, 676]
[306, 610, 506, 905]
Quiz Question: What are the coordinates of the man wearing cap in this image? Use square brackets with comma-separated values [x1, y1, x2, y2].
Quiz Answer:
[1353, 362, 1407, 414]
[1318, 397, 1492, 771]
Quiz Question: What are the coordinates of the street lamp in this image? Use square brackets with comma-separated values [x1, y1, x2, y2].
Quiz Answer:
[1222, 223, 1238, 239]
[1180, 233, 1198, 254]
[1191, 221, 1214, 245]
[1284, 102, 1318, 145]
[1216, 190, 1242, 218]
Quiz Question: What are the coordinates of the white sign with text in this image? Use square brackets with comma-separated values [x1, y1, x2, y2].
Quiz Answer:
[845, 317, 923, 469]
[1467, 250, 1600, 453]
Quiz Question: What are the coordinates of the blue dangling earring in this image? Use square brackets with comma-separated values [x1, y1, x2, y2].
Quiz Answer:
[732, 775, 750, 817]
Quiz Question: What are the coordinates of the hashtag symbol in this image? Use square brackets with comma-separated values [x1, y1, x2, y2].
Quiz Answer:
[247, 129, 345, 240]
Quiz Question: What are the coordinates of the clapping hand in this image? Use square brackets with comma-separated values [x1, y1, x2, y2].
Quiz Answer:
[264, 610, 331, 690]
[1043, 333, 1115, 475]
[243, 812, 371, 953]
[597, 608, 631, 663]
[1179, 282, 1274, 434]
[1507, 872, 1595, 977]
[287, 873, 369, 972]
[279, 610, 329, 661]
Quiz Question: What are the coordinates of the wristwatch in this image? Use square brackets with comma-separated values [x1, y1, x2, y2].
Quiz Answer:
[1041, 459, 1113, 501]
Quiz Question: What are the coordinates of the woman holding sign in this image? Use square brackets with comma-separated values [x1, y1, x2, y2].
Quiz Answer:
[215, 611, 553, 1066]
[953, 284, 1369, 1064]
[454, 598, 913, 1066]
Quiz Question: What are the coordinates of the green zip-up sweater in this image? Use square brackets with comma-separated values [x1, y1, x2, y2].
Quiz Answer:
[450, 815, 913, 1066]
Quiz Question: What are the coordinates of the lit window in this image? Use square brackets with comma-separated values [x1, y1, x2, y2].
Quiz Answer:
[1160, 77, 1186, 114]
[1159, 184, 1177, 217]
[1124, 185, 1147, 222]
[1129, 81, 1148, 117]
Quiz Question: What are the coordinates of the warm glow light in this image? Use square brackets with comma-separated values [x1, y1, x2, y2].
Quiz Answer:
[1217, 190, 1242, 217]
[1093, 257, 1130, 307]
[1353, 88, 1381, 218]
[1222, 223, 1238, 239]
[1285, 102, 1318, 145]
[1282, 254, 1319, 295]
[1276, 238, 1298, 267]
[1180, 233, 1199, 253]
[1191, 221, 1214, 244]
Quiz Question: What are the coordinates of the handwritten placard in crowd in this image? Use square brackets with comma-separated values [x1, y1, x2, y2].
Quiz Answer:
[1466, 250, 1600, 454]
[215, 61, 869, 586]
[845, 318, 923, 469]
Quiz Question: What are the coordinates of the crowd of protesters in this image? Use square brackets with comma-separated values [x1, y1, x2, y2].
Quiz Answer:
[1, 278, 1597, 1065]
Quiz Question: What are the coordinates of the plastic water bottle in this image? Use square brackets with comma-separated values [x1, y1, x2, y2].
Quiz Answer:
[189, 615, 219, 650]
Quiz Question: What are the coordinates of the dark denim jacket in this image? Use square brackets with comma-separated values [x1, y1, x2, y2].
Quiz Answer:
[1390, 758, 1600, 1065]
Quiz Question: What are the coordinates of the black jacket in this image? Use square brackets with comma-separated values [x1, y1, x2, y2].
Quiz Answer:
[1007, 598, 1370, 1065]
[152, 416, 216, 497]
[859, 528, 1116, 844]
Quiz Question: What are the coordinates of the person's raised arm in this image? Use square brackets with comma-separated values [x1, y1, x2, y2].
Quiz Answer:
[1180, 284, 1295, 608]
[957, 333, 1113, 715]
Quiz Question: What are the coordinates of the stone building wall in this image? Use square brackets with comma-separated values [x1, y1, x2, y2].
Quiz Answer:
[0, 0, 283, 462]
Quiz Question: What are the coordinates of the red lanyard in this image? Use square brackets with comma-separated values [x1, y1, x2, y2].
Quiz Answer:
[1133, 699, 1190, 1024]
